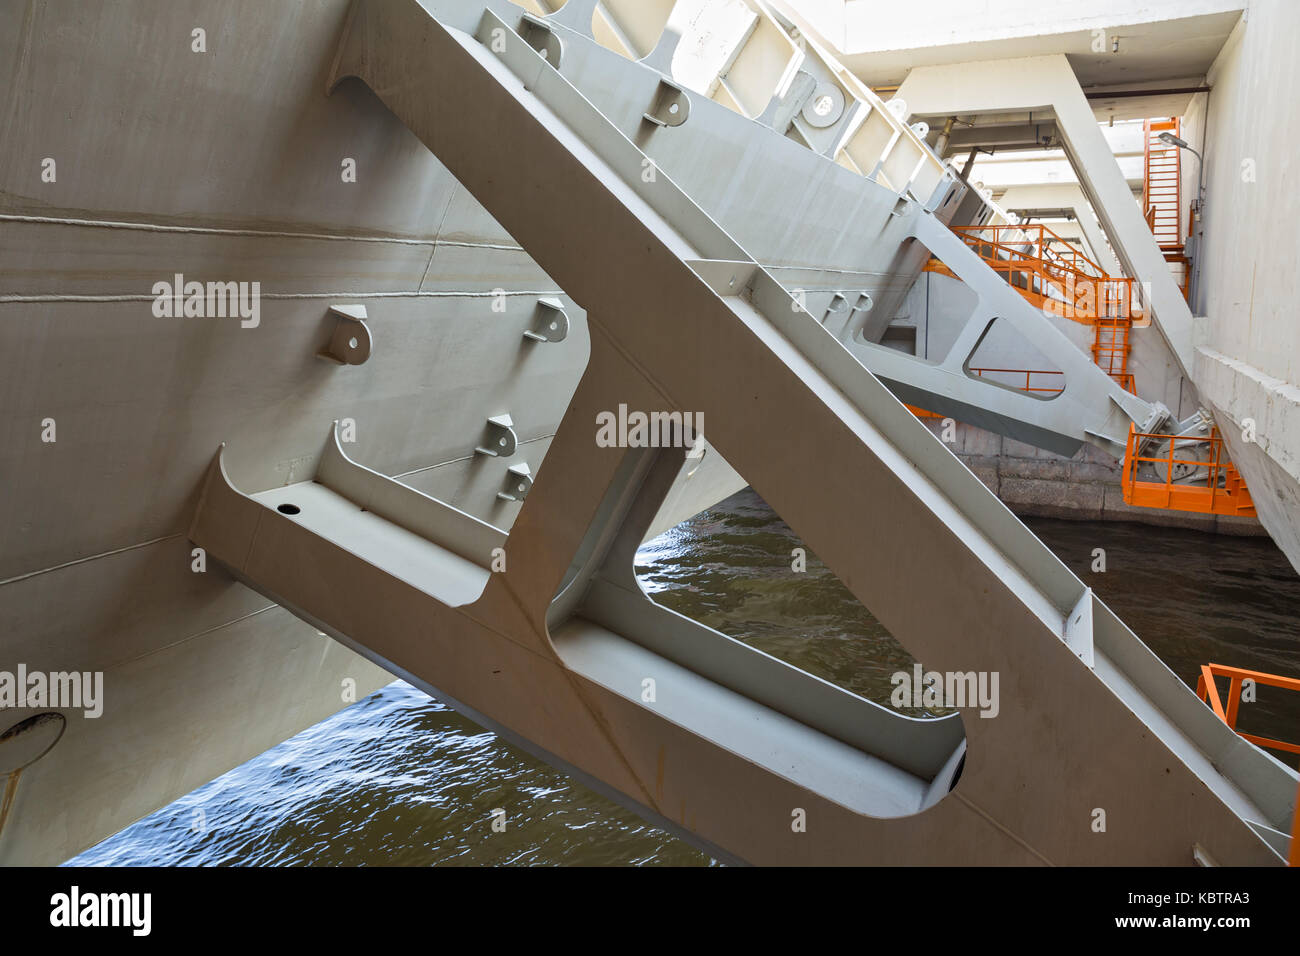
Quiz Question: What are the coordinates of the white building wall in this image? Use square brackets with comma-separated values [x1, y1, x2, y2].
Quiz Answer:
[1193, 3, 1299, 382]
[1185, 0, 1300, 567]
[1187, 0, 1300, 571]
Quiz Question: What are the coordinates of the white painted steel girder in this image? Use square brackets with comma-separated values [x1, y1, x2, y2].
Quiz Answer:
[189, 0, 1296, 865]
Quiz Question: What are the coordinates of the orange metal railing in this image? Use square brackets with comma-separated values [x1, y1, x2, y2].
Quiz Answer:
[1121, 424, 1256, 517]
[968, 366, 1064, 395]
[934, 224, 1136, 322]
[1197, 663, 1300, 756]
[903, 404, 943, 419]
[927, 224, 1142, 324]
[1092, 315, 1137, 393]
[915, 179, 1258, 520]
[950, 222, 1106, 279]
[902, 369, 1063, 423]
[924, 221, 1141, 391]
[1196, 662, 1300, 865]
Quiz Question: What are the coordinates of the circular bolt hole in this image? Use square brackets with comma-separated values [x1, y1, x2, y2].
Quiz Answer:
[669, 103, 679, 115]
[498, 437, 507, 447]
[549, 321, 558, 331]
[348, 336, 358, 349]
[517, 483, 526, 492]
[539, 47, 548, 59]
[814, 94, 834, 117]
[277, 503, 301, 515]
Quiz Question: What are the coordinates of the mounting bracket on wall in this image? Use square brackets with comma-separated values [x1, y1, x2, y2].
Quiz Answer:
[497, 462, 533, 502]
[523, 297, 569, 343]
[317, 304, 373, 365]
[1063, 588, 1096, 669]
[823, 292, 848, 324]
[846, 292, 874, 326]
[643, 79, 690, 128]
[475, 414, 518, 458]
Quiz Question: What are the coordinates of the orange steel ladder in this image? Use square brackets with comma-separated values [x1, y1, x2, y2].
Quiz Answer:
[1143, 118, 1191, 299]
[1143, 118, 1183, 250]
[1092, 322, 1135, 393]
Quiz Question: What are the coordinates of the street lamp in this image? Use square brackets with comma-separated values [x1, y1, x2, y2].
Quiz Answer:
[1158, 130, 1206, 309]
[1157, 131, 1204, 201]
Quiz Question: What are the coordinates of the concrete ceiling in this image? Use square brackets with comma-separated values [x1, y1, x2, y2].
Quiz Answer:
[774, 1, 1244, 90]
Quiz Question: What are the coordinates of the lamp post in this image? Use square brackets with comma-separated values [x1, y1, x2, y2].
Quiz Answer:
[1158, 130, 1205, 310]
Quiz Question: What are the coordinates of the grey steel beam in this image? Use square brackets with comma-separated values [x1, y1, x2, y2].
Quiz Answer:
[197, 0, 1300, 865]
[511, 5, 1171, 461]
[837, 206, 1162, 458]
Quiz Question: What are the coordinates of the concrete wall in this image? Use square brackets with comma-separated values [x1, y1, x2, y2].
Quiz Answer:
[841, 0, 1246, 53]
[1184, 0, 1300, 571]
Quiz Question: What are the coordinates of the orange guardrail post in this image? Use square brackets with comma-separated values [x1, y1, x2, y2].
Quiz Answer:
[1225, 674, 1242, 729]
[1200, 664, 1228, 723]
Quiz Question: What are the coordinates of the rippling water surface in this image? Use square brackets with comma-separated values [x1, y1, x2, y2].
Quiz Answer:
[70, 489, 1300, 866]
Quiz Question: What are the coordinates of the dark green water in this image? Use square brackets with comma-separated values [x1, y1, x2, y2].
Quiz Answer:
[68, 489, 1300, 865]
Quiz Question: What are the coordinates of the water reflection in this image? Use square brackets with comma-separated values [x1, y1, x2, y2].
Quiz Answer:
[639, 490, 945, 717]
[70, 490, 1300, 865]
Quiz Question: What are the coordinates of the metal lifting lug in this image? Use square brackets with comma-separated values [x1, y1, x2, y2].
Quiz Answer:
[822, 292, 848, 323]
[523, 297, 569, 343]
[317, 304, 373, 366]
[474, 415, 518, 458]
[643, 79, 690, 128]
[497, 462, 533, 502]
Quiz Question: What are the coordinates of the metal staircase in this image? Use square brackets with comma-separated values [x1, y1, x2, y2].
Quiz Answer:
[1122, 424, 1257, 517]
[1091, 314, 1135, 394]
[1143, 119, 1183, 250]
[926, 222, 1139, 393]
[1143, 118, 1192, 298]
